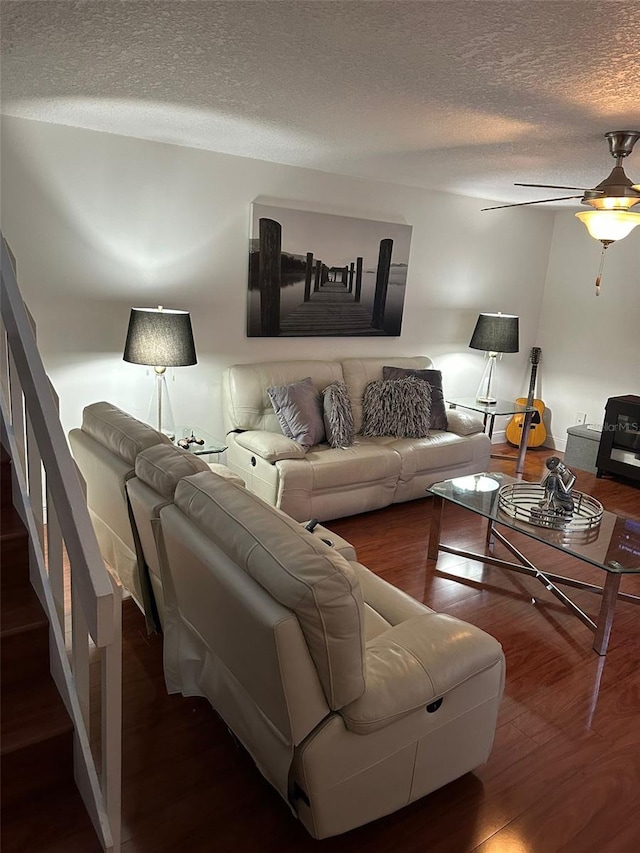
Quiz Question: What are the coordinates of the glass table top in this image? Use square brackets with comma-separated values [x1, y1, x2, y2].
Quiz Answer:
[174, 426, 227, 455]
[447, 397, 536, 416]
[427, 473, 640, 574]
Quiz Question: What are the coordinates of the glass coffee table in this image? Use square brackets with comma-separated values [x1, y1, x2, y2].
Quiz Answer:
[426, 472, 640, 655]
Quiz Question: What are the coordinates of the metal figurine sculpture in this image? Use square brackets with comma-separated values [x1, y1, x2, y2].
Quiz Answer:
[535, 456, 576, 519]
[177, 431, 205, 450]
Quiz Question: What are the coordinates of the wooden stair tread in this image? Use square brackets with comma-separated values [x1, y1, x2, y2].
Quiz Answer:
[0, 503, 27, 538]
[1, 675, 73, 755]
[0, 522, 29, 543]
[0, 785, 103, 853]
[1, 451, 100, 851]
[1, 586, 48, 636]
[1, 498, 30, 591]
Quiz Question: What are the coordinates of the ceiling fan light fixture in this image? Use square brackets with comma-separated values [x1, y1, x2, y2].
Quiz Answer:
[482, 131, 640, 221]
[575, 209, 640, 242]
[584, 195, 640, 211]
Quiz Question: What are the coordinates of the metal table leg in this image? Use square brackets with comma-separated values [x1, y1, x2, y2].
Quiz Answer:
[515, 409, 534, 474]
[593, 572, 622, 655]
[428, 495, 444, 563]
[487, 412, 496, 439]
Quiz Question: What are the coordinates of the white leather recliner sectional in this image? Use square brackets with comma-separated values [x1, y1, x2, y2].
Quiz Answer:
[69, 402, 504, 838]
[223, 356, 490, 522]
[128, 443, 505, 839]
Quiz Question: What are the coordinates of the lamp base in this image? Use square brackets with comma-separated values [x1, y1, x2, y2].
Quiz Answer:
[147, 370, 176, 439]
[475, 352, 499, 404]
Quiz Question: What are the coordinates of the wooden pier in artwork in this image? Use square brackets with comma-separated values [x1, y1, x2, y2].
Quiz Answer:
[255, 217, 395, 337]
[279, 281, 386, 336]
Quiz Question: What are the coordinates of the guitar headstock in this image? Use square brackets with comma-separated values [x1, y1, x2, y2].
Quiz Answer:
[530, 347, 541, 365]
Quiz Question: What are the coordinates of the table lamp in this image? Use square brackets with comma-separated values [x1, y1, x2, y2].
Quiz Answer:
[123, 306, 197, 438]
[469, 312, 519, 404]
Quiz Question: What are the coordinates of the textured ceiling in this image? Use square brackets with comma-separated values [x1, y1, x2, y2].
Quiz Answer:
[2, 0, 640, 205]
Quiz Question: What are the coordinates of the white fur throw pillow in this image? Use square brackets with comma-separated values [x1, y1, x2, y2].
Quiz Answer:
[322, 382, 355, 448]
[361, 376, 432, 438]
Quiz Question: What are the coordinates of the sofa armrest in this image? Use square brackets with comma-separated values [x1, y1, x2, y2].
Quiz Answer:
[304, 524, 357, 561]
[340, 613, 503, 734]
[206, 462, 246, 487]
[234, 430, 307, 463]
[446, 409, 485, 436]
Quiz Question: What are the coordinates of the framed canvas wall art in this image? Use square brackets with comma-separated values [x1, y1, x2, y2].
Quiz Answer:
[247, 203, 412, 337]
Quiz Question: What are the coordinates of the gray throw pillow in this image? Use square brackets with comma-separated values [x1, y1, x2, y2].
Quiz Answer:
[382, 366, 448, 431]
[322, 382, 355, 448]
[361, 376, 431, 438]
[267, 377, 325, 448]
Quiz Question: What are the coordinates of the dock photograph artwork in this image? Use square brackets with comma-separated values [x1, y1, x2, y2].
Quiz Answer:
[247, 203, 412, 337]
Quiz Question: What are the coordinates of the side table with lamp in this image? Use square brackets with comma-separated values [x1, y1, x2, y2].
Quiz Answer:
[123, 305, 198, 439]
[122, 306, 229, 460]
[455, 311, 535, 474]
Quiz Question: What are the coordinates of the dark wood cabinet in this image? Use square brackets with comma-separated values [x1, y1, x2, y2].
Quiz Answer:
[596, 394, 640, 483]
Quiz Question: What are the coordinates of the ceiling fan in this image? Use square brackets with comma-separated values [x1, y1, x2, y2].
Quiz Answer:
[483, 130, 640, 294]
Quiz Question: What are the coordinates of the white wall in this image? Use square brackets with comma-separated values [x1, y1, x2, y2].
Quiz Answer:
[1, 116, 554, 442]
[536, 213, 640, 449]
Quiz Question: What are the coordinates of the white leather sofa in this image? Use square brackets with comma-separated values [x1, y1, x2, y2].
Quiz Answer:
[130, 451, 505, 839]
[223, 356, 490, 522]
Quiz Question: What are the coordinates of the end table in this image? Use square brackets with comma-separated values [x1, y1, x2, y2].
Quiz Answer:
[446, 397, 536, 475]
[174, 426, 227, 458]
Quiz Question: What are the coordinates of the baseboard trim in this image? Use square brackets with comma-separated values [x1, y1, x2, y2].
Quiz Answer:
[490, 429, 566, 454]
[544, 434, 567, 452]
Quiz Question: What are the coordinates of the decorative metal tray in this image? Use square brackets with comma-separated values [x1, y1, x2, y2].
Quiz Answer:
[498, 483, 604, 532]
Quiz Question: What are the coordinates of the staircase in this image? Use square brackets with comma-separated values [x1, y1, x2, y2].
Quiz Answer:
[1, 446, 101, 852]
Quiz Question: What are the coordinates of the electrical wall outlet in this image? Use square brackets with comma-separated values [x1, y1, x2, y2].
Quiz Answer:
[575, 412, 587, 425]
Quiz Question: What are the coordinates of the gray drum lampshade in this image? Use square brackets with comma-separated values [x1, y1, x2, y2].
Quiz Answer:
[469, 313, 519, 353]
[123, 307, 197, 367]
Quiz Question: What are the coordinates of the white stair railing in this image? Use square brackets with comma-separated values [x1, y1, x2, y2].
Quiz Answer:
[0, 237, 121, 852]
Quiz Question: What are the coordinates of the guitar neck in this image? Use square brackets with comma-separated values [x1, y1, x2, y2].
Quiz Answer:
[524, 347, 541, 407]
[526, 363, 538, 407]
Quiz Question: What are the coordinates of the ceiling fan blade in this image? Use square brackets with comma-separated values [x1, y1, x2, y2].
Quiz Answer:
[481, 195, 585, 211]
[514, 182, 601, 192]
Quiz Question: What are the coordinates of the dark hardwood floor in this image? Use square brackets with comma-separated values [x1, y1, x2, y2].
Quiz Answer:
[26, 446, 640, 851]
